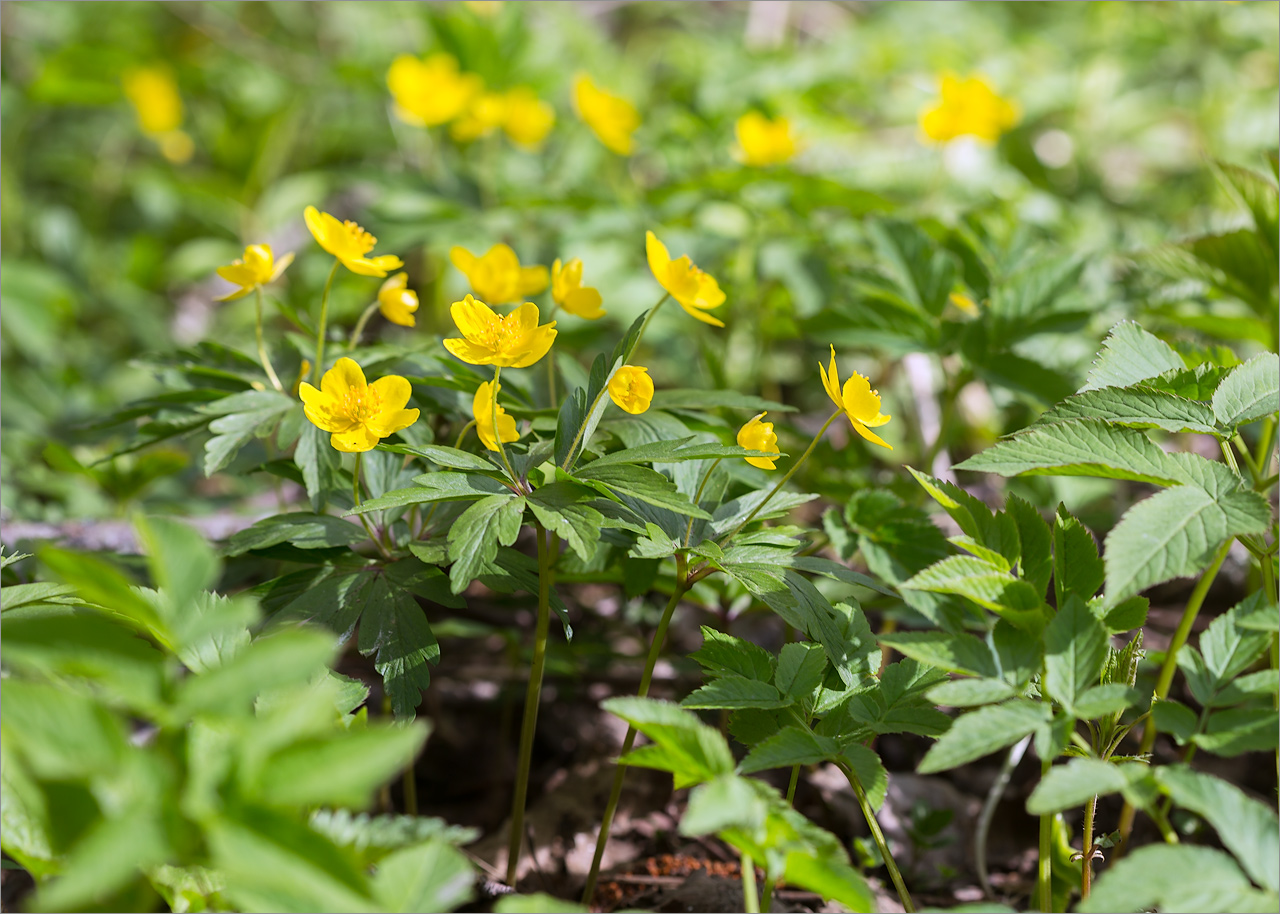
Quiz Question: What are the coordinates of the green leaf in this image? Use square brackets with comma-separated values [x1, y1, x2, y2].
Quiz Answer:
[586, 437, 786, 469]
[782, 851, 875, 914]
[738, 726, 838, 773]
[775, 642, 829, 703]
[650, 388, 795, 414]
[1193, 593, 1275, 704]
[257, 722, 429, 808]
[1158, 766, 1279, 892]
[33, 812, 170, 913]
[926, 678, 1017, 707]
[1217, 161, 1280, 252]
[276, 572, 370, 641]
[710, 490, 819, 537]
[379, 443, 500, 473]
[1007, 495, 1052, 598]
[202, 390, 294, 476]
[901, 555, 1045, 628]
[956, 419, 1187, 486]
[679, 774, 768, 836]
[604, 697, 735, 789]
[573, 463, 710, 519]
[0, 582, 81, 611]
[526, 483, 603, 562]
[1039, 386, 1221, 435]
[1194, 707, 1280, 757]
[841, 742, 889, 812]
[1212, 352, 1280, 429]
[555, 352, 610, 470]
[1026, 758, 1144, 814]
[1103, 482, 1270, 605]
[447, 494, 526, 594]
[296, 423, 342, 513]
[176, 628, 337, 718]
[1043, 596, 1107, 711]
[1152, 698, 1199, 744]
[495, 893, 589, 914]
[38, 547, 171, 647]
[348, 473, 509, 515]
[1, 680, 129, 779]
[866, 219, 957, 316]
[1081, 321, 1185, 392]
[358, 577, 441, 719]
[226, 513, 366, 556]
[370, 838, 475, 913]
[908, 468, 1020, 566]
[1141, 363, 1234, 401]
[681, 677, 792, 710]
[1053, 506, 1104, 605]
[1073, 684, 1139, 719]
[689, 626, 775, 682]
[1080, 845, 1276, 914]
[917, 700, 1051, 773]
[878, 631, 999, 678]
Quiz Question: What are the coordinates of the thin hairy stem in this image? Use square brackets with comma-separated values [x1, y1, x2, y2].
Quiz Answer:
[254, 287, 284, 391]
[838, 759, 914, 913]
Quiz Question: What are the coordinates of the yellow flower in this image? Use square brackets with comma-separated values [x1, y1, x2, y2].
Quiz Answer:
[444, 294, 557, 368]
[378, 273, 420, 327]
[737, 413, 780, 470]
[645, 231, 726, 328]
[215, 244, 294, 301]
[501, 87, 555, 149]
[304, 206, 404, 277]
[919, 74, 1019, 144]
[573, 74, 639, 156]
[734, 112, 799, 167]
[450, 91, 509, 142]
[474, 380, 520, 452]
[949, 292, 979, 316]
[122, 66, 194, 164]
[449, 243, 549, 305]
[608, 366, 653, 415]
[299, 357, 420, 453]
[387, 53, 483, 127]
[552, 258, 605, 319]
[819, 346, 892, 450]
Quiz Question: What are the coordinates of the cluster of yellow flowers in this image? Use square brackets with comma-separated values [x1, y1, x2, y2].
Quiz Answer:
[919, 73, 1019, 144]
[213, 205, 892, 462]
[121, 66, 194, 164]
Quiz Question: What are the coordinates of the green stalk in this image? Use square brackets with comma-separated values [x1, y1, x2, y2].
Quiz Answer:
[1081, 794, 1097, 900]
[785, 763, 801, 806]
[547, 352, 557, 410]
[313, 259, 340, 385]
[490, 366, 521, 489]
[740, 850, 760, 914]
[254, 286, 284, 392]
[1117, 538, 1231, 851]
[506, 525, 555, 886]
[348, 301, 380, 349]
[720, 409, 841, 545]
[683, 457, 724, 547]
[350, 452, 379, 548]
[1038, 764, 1054, 913]
[581, 559, 688, 906]
[838, 759, 914, 913]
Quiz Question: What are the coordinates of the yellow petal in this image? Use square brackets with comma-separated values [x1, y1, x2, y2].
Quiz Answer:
[677, 300, 726, 328]
[216, 263, 257, 287]
[304, 206, 329, 249]
[299, 382, 353, 433]
[269, 251, 295, 282]
[370, 375, 413, 412]
[508, 323, 557, 368]
[562, 287, 605, 319]
[367, 407, 420, 438]
[849, 418, 892, 450]
[321, 357, 367, 400]
[691, 272, 726, 310]
[451, 294, 498, 338]
[331, 426, 381, 453]
[819, 346, 843, 409]
[840, 373, 887, 426]
[518, 264, 549, 296]
[645, 231, 671, 282]
[444, 337, 497, 366]
[607, 365, 654, 415]
[450, 246, 479, 276]
[214, 286, 254, 302]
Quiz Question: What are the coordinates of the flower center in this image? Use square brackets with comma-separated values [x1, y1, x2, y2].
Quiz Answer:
[337, 221, 377, 257]
[477, 314, 522, 350]
[341, 386, 382, 423]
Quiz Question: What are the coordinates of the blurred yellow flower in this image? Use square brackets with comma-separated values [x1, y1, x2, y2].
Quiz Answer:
[501, 87, 555, 149]
[645, 231, 726, 328]
[444, 294, 557, 368]
[573, 74, 639, 156]
[734, 112, 799, 167]
[819, 346, 892, 449]
[450, 243, 549, 304]
[299, 357, 420, 453]
[122, 66, 194, 164]
[474, 380, 520, 451]
[451, 91, 509, 142]
[552, 258, 605, 319]
[919, 74, 1019, 144]
[737, 413, 779, 469]
[608, 366, 653, 415]
[378, 273, 420, 327]
[387, 53, 483, 127]
[949, 292, 979, 316]
[464, 0, 503, 16]
[215, 244, 294, 301]
[304, 206, 403, 277]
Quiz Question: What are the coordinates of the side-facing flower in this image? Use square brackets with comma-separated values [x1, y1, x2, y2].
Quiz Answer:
[645, 231, 726, 327]
[608, 366, 653, 415]
[215, 244, 294, 301]
[552, 258, 605, 319]
[919, 73, 1019, 144]
[450, 243, 549, 305]
[819, 346, 892, 449]
[474, 380, 520, 452]
[299, 357, 419, 453]
[502, 87, 555, 149]
[737, 412, 780, 469]
[444, 295, 557, 368]
[378, 273, 420, 327]
[387, 53, 483, 127]
[573, 74, 639, 156]
[122, 66, 194, 164]
[734, 112, 799, 167]
[304, 206, 403, 277]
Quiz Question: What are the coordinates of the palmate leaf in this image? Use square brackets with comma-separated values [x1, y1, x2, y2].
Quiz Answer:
[603, 697, 735, 789]
[295, 423, 342, 513]
[1212, 352, 1280, 429]
[201, 389, 295, 476]
[378, 443, 502, 474]
[1080, 321, 1186, 392]
[357, 575, 442, 719]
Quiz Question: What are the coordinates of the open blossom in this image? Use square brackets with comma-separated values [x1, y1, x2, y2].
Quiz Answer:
[122, 66, 194, 164]
[444, 295, 557, 368]
[919, 74, 1018, 144]
[304, 206, 403, 277]
[450, 243, 548, 305]
[737, 413, 780, 469]
[215, 244, 294, 301]
[474, 380, 519, 452]
[608, 366, 653, 415]
[645, 231, 726, 328]
[819, 346, 892, 449]
[552, 258, 605, 319]
[734, 112, 799, 167]
[299, 357, 419, 453]
[573, 74, 639, 156]
[387, 53, 482, 127]
[378, 273, 419, 327]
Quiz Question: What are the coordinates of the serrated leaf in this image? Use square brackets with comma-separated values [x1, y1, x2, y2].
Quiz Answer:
[926, 678, 1017, 707]
[258, 721, 428, 807]
[917, 700, 1050, 773]
[681, 677, 792, 710]
[447, 495, 525, 594]
[902, 555, 1045, 626]
[225, 513, 366, 556]
[1040, 386, 1221, 435]
[348, 473, 510, 515]
[841, 743, 889, 812]
[878, 631, 998, 678]
[295, 423, 342, 512]
[604, 697, 735, 788]
[783, 851, 876, 914]
[738, 726, 838, 773]
[1212, 352, 1280, 429]
[357, 576, 440, 719]
[1043, 596, 1107, 711]
[679, 774, 768, 836]
[1080, 845, 1276, 914]
[371, 838, 475, 913]
[1152, 698, 1199, 743]
[1081, 321, 1186, 392]
[1026, 758, 1136, 814]
[908, 468, 1020, 565]
[379, 443, 502, 474]
[775, 641, 829, 704]
[526, 483, 603, 561]
[1195, 593, 1274, 703]
[1194, 707, 1280, 756]
[1072, 683, 1138, 719]
[689, 627, 775, 682]
[573, 463, 710, 519]
[710, 489, 819, 537]
[585, 437, 785, 469]
[1053, 506, 1104, 606]
[1006, 495, 1052, 598]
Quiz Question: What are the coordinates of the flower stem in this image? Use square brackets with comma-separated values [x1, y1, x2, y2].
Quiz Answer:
[1038, 764, 1054, 913]
[348, 302, 380, 349]
[581, 557, 688, 906]
[684, 457, 723, 547]
[838, 759, 914, 913]
[547, 352, 557, 410]
[254, 287, 284, 392]
[785, 763, 801, 805]
[740, 850, 760, 914]
[350, 452, 381, 548]
[490, 366, 521, 488]
[1081, 794, 1097, 900]
[506, 525, 555, 886]
[1117, 538, 1230, 852]
[313, 259, 340, 385]
[720, 410, 841, 545]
